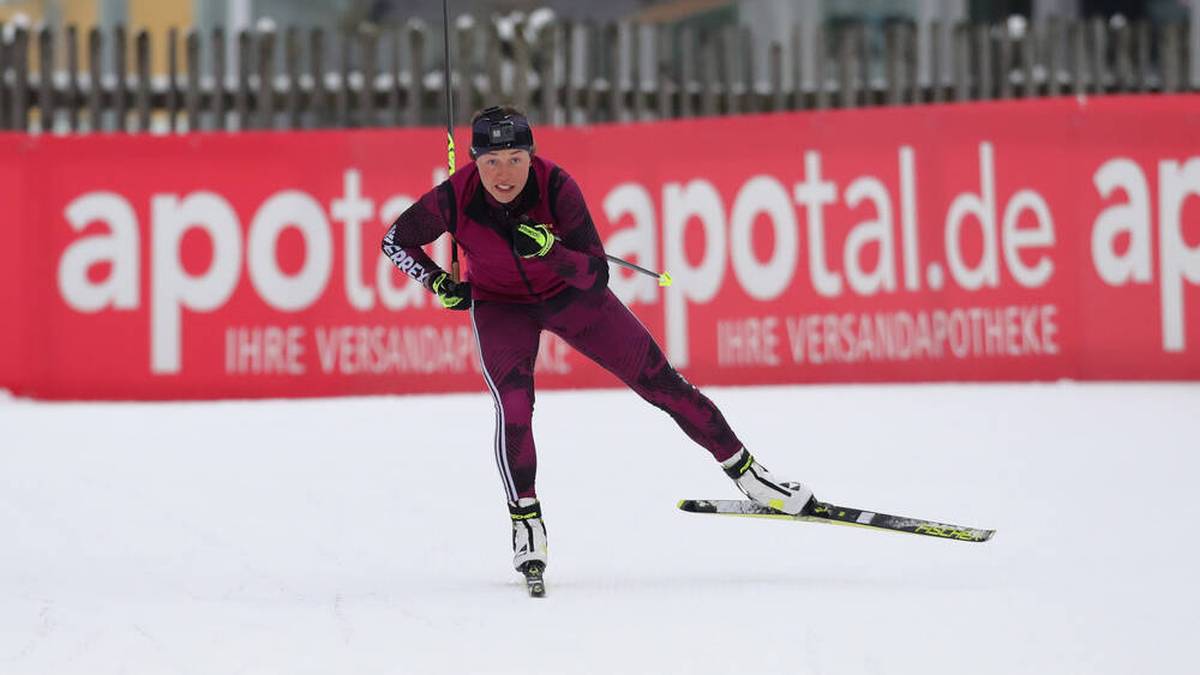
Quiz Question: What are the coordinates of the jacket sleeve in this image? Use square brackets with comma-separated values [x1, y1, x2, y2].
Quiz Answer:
[538, 169, 609, 292]
[381, 186, 450, 291]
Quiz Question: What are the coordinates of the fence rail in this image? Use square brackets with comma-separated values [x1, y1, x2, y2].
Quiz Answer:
[0, 14, 1194, 134]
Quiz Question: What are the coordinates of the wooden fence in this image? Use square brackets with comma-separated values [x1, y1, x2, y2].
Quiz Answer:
[0, 14, 1194, 134]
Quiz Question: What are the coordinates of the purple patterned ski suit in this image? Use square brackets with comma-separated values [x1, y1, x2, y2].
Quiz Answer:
[383, 156, 742, 501]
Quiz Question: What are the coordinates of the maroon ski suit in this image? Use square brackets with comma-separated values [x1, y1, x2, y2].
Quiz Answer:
[383, 156, 743, 501]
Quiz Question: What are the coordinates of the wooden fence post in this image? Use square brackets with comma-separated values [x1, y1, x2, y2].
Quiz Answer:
[235, 29, 251, 129]
[656, 23, 673, 120]
[857, 23, 871, 105]
[605, 23, 621, 122]
[1134, 20, 1151, 92]
[1075, 20, 1094, 96]
[953, 22, 970, 101]
[135, 29, 151, 132]
[486, 19, 504, 108]
[602, 23, 618, 121]
[629, 22, 644, 120]
[167, 27, 180, 132]
[885, 22, 903, 105]
[929, 19, 944, 103]
[113, 24, 128, 132]
[38, 27, 55, 133]
[12, 27, 30, 131]
[309, 28, 326, 128]
[212, 27, 226, 129]
[679, 25, 696, 118]
[814, 22, 829, 109]
[740, 26, 757, 113]
[538, 22, 558, 125]
[580, 22, 600, 123]
[186, 29, 200, 131]
[406, 21, 424, 126]
[723, 26, 739, 114]
[284, 27, 301, 129]
[456, 19, 474, 125]
[1021, 21, 1036, 97]
[388, 27, 401, 126]
[838, 23, 855, 108]
[700, 30, 718, 117]
[769, 41, 784, 111]
[998, 23, 1013, 99]
[1114, 20, 1134, 92]
[1090, 17, 1106, 94]
[258, 27, 277, 129]
[790, 23, 805, 110]
[335, 29, 350, 127]
[512, 20, 531, 115]
[0, 33, 9, 130]
[1163, 22, 1182, 93]
[976, 23, 992, 100]
[67, 25, 80, 132]
[906, 23, 921, 104]
[88, 27, 103, 131]
[358, 27, 377, 128]
[1045, 17, 1061, 96]
[562, 21, 578, 123]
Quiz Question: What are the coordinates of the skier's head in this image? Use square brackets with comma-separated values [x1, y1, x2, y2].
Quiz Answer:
[471, 105, 535, 204]
[470, 105, 535, 158]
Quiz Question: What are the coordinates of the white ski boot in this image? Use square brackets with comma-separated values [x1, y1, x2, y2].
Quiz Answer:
[722, 448, 815, 515]
[509, 497, 548, 571]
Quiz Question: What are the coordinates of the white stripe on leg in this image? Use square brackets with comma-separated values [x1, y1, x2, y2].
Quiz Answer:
[470, 305, 518, 501]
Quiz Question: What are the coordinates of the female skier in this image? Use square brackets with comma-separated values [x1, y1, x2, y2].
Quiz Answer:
[383, 106, 814, 581]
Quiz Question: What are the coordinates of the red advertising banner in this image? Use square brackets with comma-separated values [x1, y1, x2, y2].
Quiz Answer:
[1, 95, 1198, 400]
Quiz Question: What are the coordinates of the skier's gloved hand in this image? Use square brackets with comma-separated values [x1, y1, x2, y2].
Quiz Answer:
[431, 272, 471, 310]
[512, 220, 555, 258]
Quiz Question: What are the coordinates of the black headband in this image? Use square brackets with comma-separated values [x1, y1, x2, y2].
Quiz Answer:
[470, 107, 534, 158]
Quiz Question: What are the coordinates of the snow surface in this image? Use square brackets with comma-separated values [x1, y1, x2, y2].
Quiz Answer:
[1, 382, 1197, 675]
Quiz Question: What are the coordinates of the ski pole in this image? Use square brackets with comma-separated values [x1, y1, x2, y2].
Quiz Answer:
[441, 0, 460, 282]
[548, 232, 672, 286]
[606, 254, 673, 287]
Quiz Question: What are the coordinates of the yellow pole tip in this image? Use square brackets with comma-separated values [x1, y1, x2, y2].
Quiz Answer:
[658, 272, 673, 287]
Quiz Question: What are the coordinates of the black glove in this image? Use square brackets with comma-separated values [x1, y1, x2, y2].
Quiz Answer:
[431, 272, 471, 310]
[512, 220, 555, 258]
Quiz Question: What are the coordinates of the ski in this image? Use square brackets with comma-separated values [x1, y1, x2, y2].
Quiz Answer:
[677, 499, 994, 542]
[520, 561, 546, 598]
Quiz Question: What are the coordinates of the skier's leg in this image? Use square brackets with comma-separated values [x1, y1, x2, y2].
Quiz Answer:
[469, 300, 542, 501]
[470, 301, 550, 568]
[544, 289, 814, 514]
[543, 288, 741, 461]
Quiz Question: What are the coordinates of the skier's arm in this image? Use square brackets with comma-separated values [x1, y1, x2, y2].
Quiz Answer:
[516, 170, 608, 291]
[381, 186, 450, 292]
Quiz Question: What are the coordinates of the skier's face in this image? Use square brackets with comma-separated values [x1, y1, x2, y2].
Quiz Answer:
[477, 149, 532, 204]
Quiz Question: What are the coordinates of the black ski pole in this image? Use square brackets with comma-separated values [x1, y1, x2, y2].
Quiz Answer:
[605, 254, 673, 287]
[441, 0, 460, 282]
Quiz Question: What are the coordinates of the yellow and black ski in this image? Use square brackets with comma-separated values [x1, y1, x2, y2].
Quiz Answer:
[677, 499, 994, 543]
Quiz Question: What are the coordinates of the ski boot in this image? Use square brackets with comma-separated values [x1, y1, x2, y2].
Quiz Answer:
[721, 448, 815, 515]
[510, 498, 548, 597]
